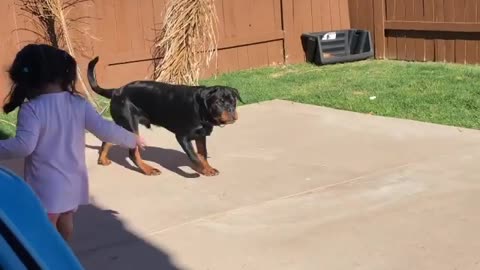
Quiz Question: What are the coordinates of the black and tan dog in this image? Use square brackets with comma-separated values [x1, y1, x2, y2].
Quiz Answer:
[87, 57, 242, 176]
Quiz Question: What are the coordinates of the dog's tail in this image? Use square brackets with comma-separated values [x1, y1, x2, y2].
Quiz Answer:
[87, 56, 115, 99]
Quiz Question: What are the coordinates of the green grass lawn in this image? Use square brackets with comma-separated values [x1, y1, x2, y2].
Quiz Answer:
[0, 96, 112, 139]
[202, 59, 480, 129]
[1, 59, 480, 138]
[0, 113, 17, 139]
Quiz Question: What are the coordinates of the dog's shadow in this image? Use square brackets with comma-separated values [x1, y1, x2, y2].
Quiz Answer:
[86, 144, 200, 179]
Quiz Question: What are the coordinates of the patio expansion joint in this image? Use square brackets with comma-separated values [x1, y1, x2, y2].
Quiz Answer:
[145, 141, 480, 238]
[143, 163, 411, 238]
[76, 141, 480, 256]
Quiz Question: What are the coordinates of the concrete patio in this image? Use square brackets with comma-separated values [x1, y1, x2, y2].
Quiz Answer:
[8, 100, 480, 270]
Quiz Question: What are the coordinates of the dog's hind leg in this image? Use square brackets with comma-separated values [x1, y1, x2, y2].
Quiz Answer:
[129, 147, 161, 176]
[128, 110, 160, 176]
[98, 142, 113, 166]
[112, 100, 161, 176]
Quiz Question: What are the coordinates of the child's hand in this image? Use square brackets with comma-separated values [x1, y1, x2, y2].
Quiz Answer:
[136, 135, 147, 150]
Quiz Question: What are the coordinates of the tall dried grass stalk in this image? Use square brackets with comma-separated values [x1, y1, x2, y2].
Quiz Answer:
[16, 0, 97, 107]
[153, 0, 218, 85]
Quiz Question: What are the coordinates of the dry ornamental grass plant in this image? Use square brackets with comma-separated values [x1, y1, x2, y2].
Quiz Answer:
[16, 0, 97, 106]
[153, 0, 218, 85]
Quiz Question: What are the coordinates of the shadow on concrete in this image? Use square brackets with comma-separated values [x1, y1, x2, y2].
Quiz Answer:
[0, 158, 183, 269]
[0, 159, 24, 178]
[72, 203, 184, 270]
[85, 144, 200, 179]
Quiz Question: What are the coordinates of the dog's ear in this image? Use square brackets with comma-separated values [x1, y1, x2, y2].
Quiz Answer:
[228, 87, 244, 103]
[201, 87, 219, 101]
[207, 87, 220, 97]
[197, 87, 218, 111]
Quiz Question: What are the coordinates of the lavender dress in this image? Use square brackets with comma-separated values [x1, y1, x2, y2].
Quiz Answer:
[0, 92, 136, 214]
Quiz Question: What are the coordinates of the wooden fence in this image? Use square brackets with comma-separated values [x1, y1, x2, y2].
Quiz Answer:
[349, 0, 480, 64]
[0, 0, 350, 100]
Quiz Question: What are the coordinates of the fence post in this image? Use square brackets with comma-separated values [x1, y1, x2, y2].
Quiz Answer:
[281, 0, 295, 64]
[373, 0, 386, 59]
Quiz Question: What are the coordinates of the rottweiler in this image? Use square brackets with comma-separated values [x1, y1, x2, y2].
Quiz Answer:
[87, 57, 243, 176]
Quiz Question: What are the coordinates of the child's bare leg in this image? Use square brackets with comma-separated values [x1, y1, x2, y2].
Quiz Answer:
[57, 211, 74, 242]
[48, 213, 59, 226]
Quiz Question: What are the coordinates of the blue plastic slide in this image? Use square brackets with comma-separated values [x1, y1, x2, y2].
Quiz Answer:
[0, 167, 84, 270]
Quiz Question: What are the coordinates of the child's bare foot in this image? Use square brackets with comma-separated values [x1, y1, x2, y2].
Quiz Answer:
[98, 157, 112, 166]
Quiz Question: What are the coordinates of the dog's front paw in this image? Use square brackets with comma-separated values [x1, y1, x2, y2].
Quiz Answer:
[98, 158, 112, 166]
[144, 167, 162, 176]
[200, 167, 219, 177]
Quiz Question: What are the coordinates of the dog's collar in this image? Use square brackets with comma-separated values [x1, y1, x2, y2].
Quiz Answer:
[200, 120, 216, 127]
[199, 106, 218, 127]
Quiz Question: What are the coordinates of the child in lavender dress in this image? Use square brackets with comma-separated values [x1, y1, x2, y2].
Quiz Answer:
[0, 44, 145, 242]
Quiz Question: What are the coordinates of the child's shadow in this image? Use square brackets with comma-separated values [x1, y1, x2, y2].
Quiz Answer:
[73, 203, 184, 270]
[86, 144, 200, 179]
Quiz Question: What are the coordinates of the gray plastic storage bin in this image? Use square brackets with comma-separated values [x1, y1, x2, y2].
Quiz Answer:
[301, 29, 374, 65]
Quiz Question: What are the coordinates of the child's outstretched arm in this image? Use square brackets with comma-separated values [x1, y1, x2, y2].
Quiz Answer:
[0, 104, 40, 159]
[84, 101, 139, 149]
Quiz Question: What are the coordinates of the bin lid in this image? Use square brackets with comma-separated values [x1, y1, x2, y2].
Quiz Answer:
[0, 167, 84, 270]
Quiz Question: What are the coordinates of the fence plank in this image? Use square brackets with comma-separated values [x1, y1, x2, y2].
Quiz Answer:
[395, 0, 407, 60]
[236, 46, 250, 70]
[348, 0, 360, 29]
[219, 31, 284, 49]
[465, 0, 478, 64]
[0, 1, 19, 99]
[385, 0, 397, 59]
[280, 0, 295, 63]
[385, 21, 480, 32]
[250, 0, 278, 33]
[404, 0, 416, 60]
[373, 0, 386, 58]
[454, 0, 467, 63]
[217, 48, 239, 73]
[434, 0, 446, 62]
[330, 0, 342, 29]
[267, 40, 285, 65]
[320, 0, 333, 30]
[443, 0, 456, 63]
[311, 0, 325, 30]
[114, 0, 135, 58]
[152, 0, 167, 26]
[291, 0, 314, 62]
[413, 0, 425, 61]
[138, 0, 156, 54]
[247, 43, 270, 67]
[339, 0, 351, 28]
[215, 0, 226, 43]
[477, 0, 480, 63]
[351, 0, 480, 65]
[424, 0, 435, 61]
[0, 0, 353, 91]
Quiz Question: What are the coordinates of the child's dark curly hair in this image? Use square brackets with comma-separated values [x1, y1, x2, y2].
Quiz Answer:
[3, 44, 81, 114]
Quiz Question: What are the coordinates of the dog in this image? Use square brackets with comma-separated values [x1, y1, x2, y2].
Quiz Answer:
[87, 57, 243, 176]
